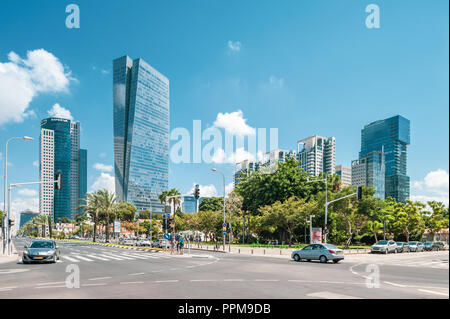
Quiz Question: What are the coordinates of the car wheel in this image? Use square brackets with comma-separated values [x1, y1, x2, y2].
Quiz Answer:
[319, 255, 327, 263]
[333, 260, 340, 264]
[394, 249, 397, 254]
[306, 259, 311, 262]
[293, 254, 301, 262]
[385, 249, 388, 254]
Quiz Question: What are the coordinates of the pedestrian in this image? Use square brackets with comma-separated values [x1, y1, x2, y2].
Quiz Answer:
[170, 234, 175, 255]
[179, 235, 184, 255]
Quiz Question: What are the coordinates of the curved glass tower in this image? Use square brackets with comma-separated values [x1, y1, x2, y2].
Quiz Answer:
[113, 55, 169, 213]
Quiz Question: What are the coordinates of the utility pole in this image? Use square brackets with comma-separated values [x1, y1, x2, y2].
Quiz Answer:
[307, 176, 328, 242]
[309, 215, 315, 244]
[211, 168, 226, 251]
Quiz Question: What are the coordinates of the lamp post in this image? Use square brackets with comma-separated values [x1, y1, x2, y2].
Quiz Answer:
[211, 168, 226, 251]
[307, 175, 328, 243]
[309, 215, 315, 244]
[3, 136, 33, 255]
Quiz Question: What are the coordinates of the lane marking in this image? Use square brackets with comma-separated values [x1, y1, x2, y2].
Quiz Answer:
[417, 289, 449, 297]
[107, 254, 135, 260]
[384, 281, 407, 288]
[70, 255, 93, 262]
[190, 279, 217, 282]
[253, 279, 279, 282]
[307, 291, 363, 299]
[84, 254, 110, 261]
[36, 281, 65, 286]
[120, 281, 144, 285]
[155, 280, 178, 283]
[35, 285, 66, 289]
[61, 255, 79, 262]
[82, 283, 107, 287]
[89, 277, 112, 281]
[97, 254, 125, 260]
[129, 273, 145, 276]
[224, 279, 244, 282]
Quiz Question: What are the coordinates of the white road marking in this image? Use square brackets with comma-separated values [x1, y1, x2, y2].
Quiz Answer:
[253, 279, 279, 282]
[119, 253, 148, 260]
[84, 254, 110, 261]
[384, 281, 407, 288]
[190, 279, 217, 282]
[417, 289, 449, 297]
[71, 255, 93, 262]
[128, 273, 145, 276]
[89, 277, 112, 281]
[35, 285, 67, 289]
[307, 291, 363, 299]
[36, 281, 65, 286]
[120, 281, 144, 284]
[82, 283, 107, 287]
[97, 254, 124, 260]
[224, 279, 244, 282]
[61, 255, 79, 262]
[108, 254, 135, 260]
[155, 280, 179, 283]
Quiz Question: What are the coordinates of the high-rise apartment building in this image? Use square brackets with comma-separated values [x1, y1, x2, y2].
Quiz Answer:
[297, 135, 335, 177]
[113, 55, 170, 213]
[351, 150, 385, 199]
[40, 118, 87, 222]
[359, 115, 410, 202]
[335, 165, 352, 186]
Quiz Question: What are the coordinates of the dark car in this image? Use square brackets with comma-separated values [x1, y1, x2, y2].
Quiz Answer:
[432, 242, 449, 251]
[423, 242, 436, 251]
[396, 242, 409, 253]
[22, 240, 60, 264]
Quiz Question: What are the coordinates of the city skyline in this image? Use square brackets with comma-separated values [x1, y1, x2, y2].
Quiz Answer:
[0, 1, 448, 220]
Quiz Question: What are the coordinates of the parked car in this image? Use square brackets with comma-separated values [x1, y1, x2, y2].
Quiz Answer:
[432, 241, 449, 251]
[396, 242, 409, 253]
[408, 241, 424, 252]
[120, 238, 134, 246]
[291, 243, 344, 264]
[22, 240, 60, 264]
[423, 242, 436, 251]
[135, 238, 152, 247]
[371, 240, 397, 254]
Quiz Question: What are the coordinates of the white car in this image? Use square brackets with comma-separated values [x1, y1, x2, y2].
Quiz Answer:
[371, 240, 397, 254]
[136, 238, 152, 247]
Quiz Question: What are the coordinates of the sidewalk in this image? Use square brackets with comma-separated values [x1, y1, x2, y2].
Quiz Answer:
[189, 244, 370, 258]
[0, 241, 20, 264]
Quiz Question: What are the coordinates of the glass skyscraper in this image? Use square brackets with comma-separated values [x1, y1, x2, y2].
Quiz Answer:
[40, 118, 87, 222]
[113, 55, 169, 213]
[359, 115, 410, 202]
[79, 148, 87, 213]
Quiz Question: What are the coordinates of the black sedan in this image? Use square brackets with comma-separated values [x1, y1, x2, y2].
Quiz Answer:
[22, 240, 60, 264]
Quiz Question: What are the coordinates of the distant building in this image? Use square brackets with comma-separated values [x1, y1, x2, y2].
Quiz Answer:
[40, 118, 87, 222]
[360, 115, 410, 202]
[182, 195, 198, 213]
[352, 150, 385, 199]
[113, 55, 169, 213]
[335, 165, 352, 186]
[297, 135, 335, 177]
[19, 210, 39, 229]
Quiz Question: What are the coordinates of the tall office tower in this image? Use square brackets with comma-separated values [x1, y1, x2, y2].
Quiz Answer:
[79, 149, 88, 213]
[182, 195, 198, 213]
[351, 150, 386, 199]
[40, 118, 87, 222]
[19, 210, 39, 230]
[113, 55, 170, 213]
[335, 165, 352, 186]
[297, 135, 336, 177]
[360, 115, 410, 202]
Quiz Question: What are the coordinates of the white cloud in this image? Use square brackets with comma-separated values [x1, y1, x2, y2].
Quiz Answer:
[90, 173, 115, 193]
[32, 160, 39, 167]
[269, 75, 285, 88]
[93, 163, 113, 172]
[99, 152, 107, 158]
[213, 110, 255, 136]
[0, 49, 74, 126]
[211, 147, 256, 164]
[411, 169, 449, 207]
[190, 183, 218, 198]
[17, 188, 38, 197]
[0, 197, 39, 231]
[227, 40, 241, 54]
[225, 182, 234, 196]
[47, 103, 73, 120]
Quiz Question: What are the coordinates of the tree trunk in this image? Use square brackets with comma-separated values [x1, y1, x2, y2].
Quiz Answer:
[105, 213, 110, 243]
[405, 229, 410, 243]
[345, 217, 353, 248]
[374, 232, 378, 243]
[93, 215, 98, 242]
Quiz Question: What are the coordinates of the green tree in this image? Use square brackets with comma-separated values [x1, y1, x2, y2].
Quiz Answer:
[199, 197, 223, 212]
[427, 201, 449, 240]
[392, 200, 425, 242]
[78, 192, 102, 242]
[116, 201, 137, 221]
[97, 189, 119, 243]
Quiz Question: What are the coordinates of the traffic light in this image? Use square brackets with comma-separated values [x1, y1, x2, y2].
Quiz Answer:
[194, 184, 200, 200]
[8, 219, 14, 227]
[55, 172, 62, 190]
[357, 186, 363, 200]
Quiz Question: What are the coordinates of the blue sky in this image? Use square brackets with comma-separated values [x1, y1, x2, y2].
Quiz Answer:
[0, 0, 449, 218]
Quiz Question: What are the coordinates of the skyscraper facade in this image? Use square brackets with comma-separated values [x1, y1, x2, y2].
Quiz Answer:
[79, 148, 87, 213]
[297, 135, 336, 177]
[351, 150, 385, 199]
[113, 55, 170, 213]
[359, 115, 410, 202]
[182, 195, 198, 213]
[335, 165, 352, 186]
[40, 118, 87, 222]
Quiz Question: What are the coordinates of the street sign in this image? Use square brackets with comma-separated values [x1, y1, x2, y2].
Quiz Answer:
[222, 230, 227, 235]
[164, 233, 170, 240]
[113, 220, 121, 233]
[223, 223, 227, 227]
[166, 213, 170, 219]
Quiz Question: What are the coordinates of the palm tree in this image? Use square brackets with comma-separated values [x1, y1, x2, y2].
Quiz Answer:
[78, 192, 102, 242]
[167, 188, 181, 233]
[97, 189, 118, 243]
[33, 214, 48, 237]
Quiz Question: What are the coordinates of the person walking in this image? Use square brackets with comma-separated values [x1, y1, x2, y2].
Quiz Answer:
[179, 234, 185, 255]
[170, 234, 175, 255]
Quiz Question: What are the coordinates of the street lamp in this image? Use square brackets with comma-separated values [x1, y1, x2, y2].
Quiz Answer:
[3, 136, 34, 255]
[211, 168, 226, 251]
[306, 175, 328, 243]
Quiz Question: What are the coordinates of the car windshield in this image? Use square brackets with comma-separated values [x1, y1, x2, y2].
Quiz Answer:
[376, 241, 388, 245]
[408, 242, 417, 245]
[30, 241, 54, 249]
[424, 242, 432, 245]
[396, 242, 403, 246]
[323, 244, 338, 249]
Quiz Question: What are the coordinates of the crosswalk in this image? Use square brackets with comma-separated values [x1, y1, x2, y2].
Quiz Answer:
[56, 250, 170, 263]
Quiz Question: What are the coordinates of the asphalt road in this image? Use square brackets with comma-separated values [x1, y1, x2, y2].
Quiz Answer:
[0, 238, 448, 299]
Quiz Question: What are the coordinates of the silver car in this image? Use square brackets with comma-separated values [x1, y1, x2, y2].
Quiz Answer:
[22, 240, 60, 264]
[291, 244, 344, 264]
[371, 240, 397, 254]
[136, 238, 152, 247]
[408, 241, 424, 252]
